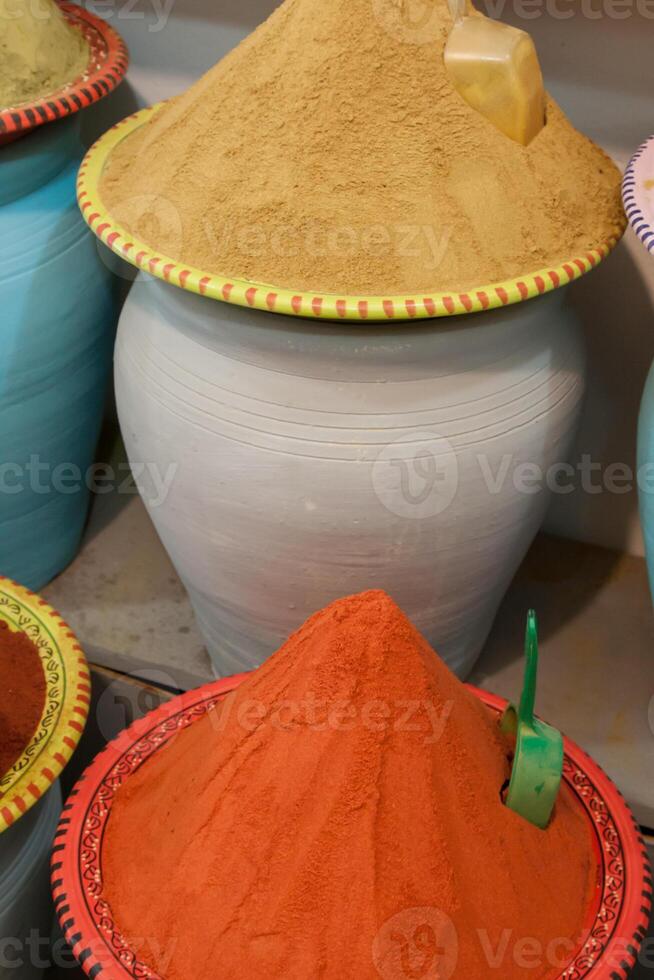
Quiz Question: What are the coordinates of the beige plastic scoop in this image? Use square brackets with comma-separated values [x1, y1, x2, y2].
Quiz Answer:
[444, 0, 546, 146]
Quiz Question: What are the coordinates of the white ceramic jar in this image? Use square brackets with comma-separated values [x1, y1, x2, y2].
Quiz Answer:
[115, 278, 585, 677]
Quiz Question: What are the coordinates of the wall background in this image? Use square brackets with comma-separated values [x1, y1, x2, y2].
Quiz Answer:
[84, 0, 654, 555]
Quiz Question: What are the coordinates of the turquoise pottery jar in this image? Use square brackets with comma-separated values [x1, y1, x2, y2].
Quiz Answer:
[640, 369, 654, 590]
[0, 118, 117, 589]
[623, 137, 654, 598]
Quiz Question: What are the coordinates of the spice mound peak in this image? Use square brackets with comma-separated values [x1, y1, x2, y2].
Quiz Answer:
[99, 0, 623, 296]
[103, 590, 596, 980]
[0, 0, 88, 109]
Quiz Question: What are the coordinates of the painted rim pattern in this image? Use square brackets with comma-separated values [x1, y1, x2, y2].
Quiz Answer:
[0, 577, 90, 833]
[0, 2, 129, 141]
[623, 136, 654, 256]
[51, 677, 651, 979]
[77, 104, 623, 322]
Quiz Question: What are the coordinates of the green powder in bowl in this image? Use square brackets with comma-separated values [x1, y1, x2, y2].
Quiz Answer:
[0, 0, 89, 110]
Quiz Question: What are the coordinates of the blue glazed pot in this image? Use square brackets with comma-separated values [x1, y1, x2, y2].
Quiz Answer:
[624, 138, 654, 600]
[0, 118, 117, 589]
[639, 367, 654, 598]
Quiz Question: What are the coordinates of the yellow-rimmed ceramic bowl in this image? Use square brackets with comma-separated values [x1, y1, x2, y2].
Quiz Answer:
[0, 577, 90, 832]
[77, 104, 624, 323]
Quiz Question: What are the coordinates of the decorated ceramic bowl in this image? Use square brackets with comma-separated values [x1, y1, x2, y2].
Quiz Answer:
[76, 104, 623, 322]
[0, 1, 128, 144]
[623, 136, 654, 255]
[0, 577, 90, 832]
[51, 677, 651, 980]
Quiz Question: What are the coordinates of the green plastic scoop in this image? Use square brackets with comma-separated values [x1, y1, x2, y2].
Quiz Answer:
[500, 611, 563, 830]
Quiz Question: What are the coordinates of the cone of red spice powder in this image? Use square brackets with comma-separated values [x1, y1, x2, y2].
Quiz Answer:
[0, 620, 46, 782]
[103, 591, 595, 979]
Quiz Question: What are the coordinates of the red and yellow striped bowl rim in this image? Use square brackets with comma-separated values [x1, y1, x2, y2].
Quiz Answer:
[78, 104, 624, 322]
[0, 2, 128, 142]
[0, 577, 90, 833]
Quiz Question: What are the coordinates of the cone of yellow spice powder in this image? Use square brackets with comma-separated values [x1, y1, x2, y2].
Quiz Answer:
[0, 0, 88, 109]
[100, 0, 624, 296]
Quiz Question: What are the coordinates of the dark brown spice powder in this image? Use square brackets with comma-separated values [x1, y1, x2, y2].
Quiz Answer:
[0, 621, 46, 786]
